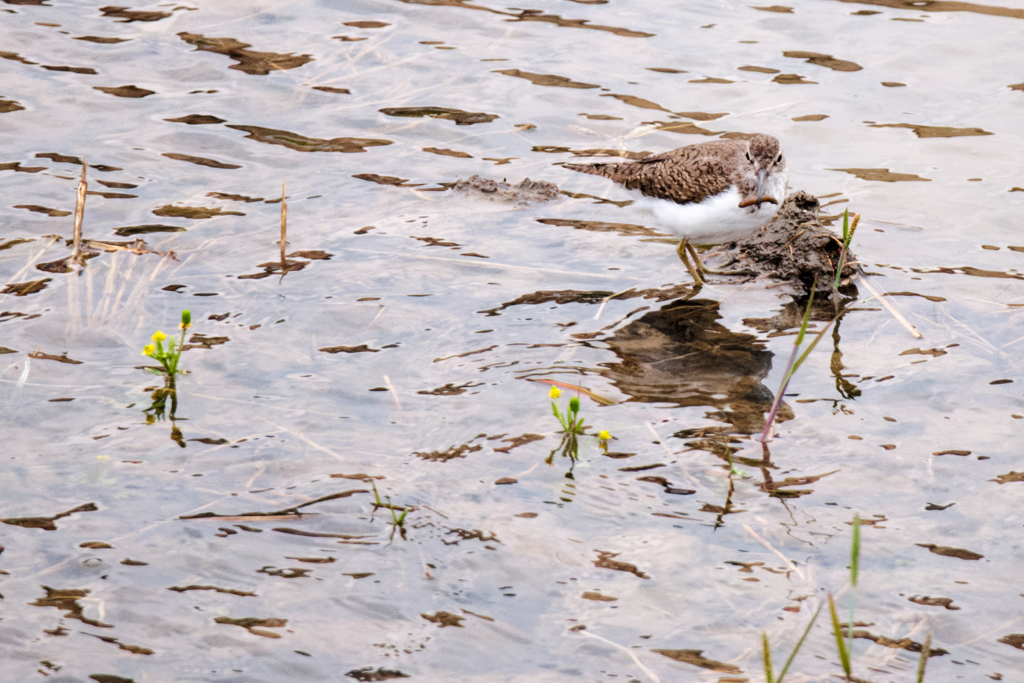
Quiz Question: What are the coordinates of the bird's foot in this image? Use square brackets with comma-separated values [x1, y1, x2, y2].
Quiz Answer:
[676, 240, 705, 285]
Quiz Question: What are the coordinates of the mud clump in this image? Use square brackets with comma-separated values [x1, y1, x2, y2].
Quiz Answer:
[707, 191, 858, 296]
[453, 175, 560, 206]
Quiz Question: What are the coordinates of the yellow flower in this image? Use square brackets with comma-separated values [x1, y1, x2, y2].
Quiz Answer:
[598, 430, 611, 441]
[549, 386, 561, 399]
[142, 343, 155, 357]
[152, 330, 168, 342]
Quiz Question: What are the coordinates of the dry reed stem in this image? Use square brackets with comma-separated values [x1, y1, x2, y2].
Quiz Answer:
[5, 236, 60, 285]
[383, 374, 402, 410]
[856, 275, 922, 338]
[646, 422, 700, 488]
[264, 420, 346, 463]
[743, 524, 806, 581]
[578, 631, 662, 683]
[365, 306, 386, 329]
[594, 286, 637, 320]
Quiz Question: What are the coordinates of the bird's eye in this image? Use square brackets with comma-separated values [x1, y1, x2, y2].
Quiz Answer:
[745, 151, 752, 162]
[776, 153, 783, 164]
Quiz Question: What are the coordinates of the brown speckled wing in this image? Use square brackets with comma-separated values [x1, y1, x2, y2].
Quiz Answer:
[565, 139, 746, 206]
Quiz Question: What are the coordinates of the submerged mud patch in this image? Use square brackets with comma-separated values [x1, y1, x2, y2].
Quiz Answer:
[453, 175, 560, 205]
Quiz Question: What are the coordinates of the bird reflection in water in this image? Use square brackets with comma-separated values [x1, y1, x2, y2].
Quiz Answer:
[599, 298, 786, 433]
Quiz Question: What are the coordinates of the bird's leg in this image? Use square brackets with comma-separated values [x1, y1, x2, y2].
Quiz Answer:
[688, 242, 752, 276]
[676, 238, 705, 285]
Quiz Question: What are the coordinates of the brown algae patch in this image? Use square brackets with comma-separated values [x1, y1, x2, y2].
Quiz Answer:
[868, 122, 993, 137]
[153, 205, 244, 219]
[178, 32, 313, 75]
[226, 125, 392, 153]
[93, 85, 155, 98]
[783, 51, 863, 71]
[830, 168, 931, 182]
[379, 106, 498, 125]
[492, 69, 599, 89]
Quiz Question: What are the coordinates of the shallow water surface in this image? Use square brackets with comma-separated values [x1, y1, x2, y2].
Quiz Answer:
[3, 1, 1024, 681]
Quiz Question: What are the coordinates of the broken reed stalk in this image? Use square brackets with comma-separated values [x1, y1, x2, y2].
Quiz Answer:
[71, 162, 88, 268]
[760, 280, 835, 443]
[279, 180, 287, 266]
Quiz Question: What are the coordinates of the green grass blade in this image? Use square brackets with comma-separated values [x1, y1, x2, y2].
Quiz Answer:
[850, 513, 861, 587]
[761, 631, 775, 683]
[828, 594, 851, 676]
[833, 211, 850, 290]
[785, 318, 835, 385]
[794, 278, 817, 346]
[777, 602, 823, 683]
[915, 633, 931, 683]
[847, 514, 861, 658]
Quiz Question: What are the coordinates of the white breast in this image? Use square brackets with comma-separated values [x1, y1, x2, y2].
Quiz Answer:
[628, 173, 788, 245]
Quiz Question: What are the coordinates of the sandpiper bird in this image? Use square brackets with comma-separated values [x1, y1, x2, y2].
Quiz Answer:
[564, 134, 788, 284]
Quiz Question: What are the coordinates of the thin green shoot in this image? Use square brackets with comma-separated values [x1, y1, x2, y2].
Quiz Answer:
[726, 450, 747, 478]
[828, 593, 852, 677]
[915, 633, 931, 683]
[762, 631, 774, 683]
[848, 513, 861, 659]
[387, 497, 408, 528]
[832, 209, 860, 292]
[760, 282, 835, 442]
[762, 602, 823, 683]
[370, 482, 409, 528]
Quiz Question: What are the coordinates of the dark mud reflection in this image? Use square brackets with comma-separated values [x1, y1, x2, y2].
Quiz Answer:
[598, 298, 776, 433]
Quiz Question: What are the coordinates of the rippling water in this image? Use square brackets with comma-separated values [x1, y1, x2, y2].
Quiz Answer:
[3, 1, 1024, 681]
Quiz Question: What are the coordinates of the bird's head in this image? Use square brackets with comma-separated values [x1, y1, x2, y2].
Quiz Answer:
[743, 134, 787, 208]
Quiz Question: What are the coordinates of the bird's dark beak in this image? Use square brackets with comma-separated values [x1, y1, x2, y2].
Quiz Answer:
[756, 168, 767, 208]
